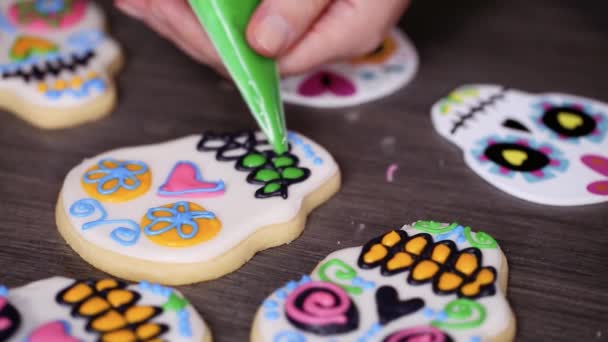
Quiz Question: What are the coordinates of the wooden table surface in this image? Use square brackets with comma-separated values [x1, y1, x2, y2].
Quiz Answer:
[1, 1, 607, 341]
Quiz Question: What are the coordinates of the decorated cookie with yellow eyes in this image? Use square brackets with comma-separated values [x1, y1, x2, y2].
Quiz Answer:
[252, 221, 515, 342]
[56, 130, 340, 285]
[0, 0, 122, 129]
[432, 85, 608, 206]
[280, 29, 418, 108]
[0, 277, 211, 342]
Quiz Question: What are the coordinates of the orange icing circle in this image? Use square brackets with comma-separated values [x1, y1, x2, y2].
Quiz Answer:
[81, 159, 151, 203]
[141, 202, 222, 248]
[350, 36, 397, 65]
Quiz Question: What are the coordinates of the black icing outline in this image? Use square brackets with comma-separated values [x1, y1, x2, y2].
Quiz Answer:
[2, 51, 96, 83]
[450, 88, 506, 134]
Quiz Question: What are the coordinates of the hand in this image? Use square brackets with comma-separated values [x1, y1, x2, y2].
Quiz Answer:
[114, 0, 411, 76]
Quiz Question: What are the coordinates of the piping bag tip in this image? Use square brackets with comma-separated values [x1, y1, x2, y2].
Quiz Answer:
[189, 0, 289, 155]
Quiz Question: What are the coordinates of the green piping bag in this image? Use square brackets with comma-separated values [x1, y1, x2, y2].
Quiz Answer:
[189, 0, 288, 154]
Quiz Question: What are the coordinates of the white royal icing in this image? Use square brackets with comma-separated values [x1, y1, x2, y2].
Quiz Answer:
[256, 222, 514, 342]
[1, 277, 208, 341]
[60, 131, 339, 263]
[431, 84, 608, 206]
[0, 0, 120, 107]
[281, 29, 419, 108]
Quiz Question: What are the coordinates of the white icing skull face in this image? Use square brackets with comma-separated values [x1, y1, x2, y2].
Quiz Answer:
[431, 84, 608, 206]
[59, 131, 339, 284]
[0, 0, 120, 107]
[0, 277, 210, 341]
[281, 29, 418, 108]
[254, 221, 515, 342]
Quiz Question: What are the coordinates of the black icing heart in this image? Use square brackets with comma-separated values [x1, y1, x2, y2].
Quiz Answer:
[375, 286, 424, 325]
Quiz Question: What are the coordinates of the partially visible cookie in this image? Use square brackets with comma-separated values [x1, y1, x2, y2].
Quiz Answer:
[252, 220, 515, 342]
[56, 131, 340, 285]
[281, 29, 418, 108]
[0, 277, 211, 341]
[0, 0, 122, 129]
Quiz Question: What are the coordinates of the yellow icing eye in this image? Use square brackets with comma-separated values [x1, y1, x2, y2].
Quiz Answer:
[404, 235, 428, 256]
[502, 149, 528, 167]
[386, 252, 414, 271]
[350, 36, 397, 65]
[81, 159, 152, 203]
[363, 244, 388, 264]
[141, 202, 222, 247]
[381, 230, 402, 247]
[411, 260, 440, 282]
[557, 111, 583, 130]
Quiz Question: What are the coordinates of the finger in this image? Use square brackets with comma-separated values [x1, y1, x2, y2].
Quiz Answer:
[247, 0, 331, 57]
[278, 0, 411, 75]
[114, 0, 145, 19]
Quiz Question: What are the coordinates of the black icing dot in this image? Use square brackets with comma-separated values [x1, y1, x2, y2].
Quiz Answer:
[502, 119, 531, 133]
[484, 143, 550, 172]
[542, 106, 596, 137]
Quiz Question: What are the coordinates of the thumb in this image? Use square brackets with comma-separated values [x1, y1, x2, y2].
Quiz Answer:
[246, 0, 331, 57]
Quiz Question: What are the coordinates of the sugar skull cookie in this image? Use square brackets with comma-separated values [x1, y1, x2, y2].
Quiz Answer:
[252, 221, 515, 342]
[0, 0, 122, 129]
[281, 29, 418, 108]
[56, 131, 340, 285]
[0, 277, 211, 341]
[432, 85, 608, 206]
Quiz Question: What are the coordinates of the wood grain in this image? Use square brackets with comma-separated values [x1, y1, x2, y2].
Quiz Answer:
[0, 0, 607, 341]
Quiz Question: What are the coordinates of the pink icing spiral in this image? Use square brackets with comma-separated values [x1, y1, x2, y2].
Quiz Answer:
[285, 281, 351, 326]
[384, 326, 447, 342]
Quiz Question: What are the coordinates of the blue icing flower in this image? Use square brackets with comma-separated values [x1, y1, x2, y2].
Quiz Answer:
[143, 201, 216, 239]
[35, 0, 66, 14]
[83, 159, 148, 195]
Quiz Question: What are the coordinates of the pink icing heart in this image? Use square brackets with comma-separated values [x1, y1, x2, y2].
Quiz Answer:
[298, 71, 356, 97]
[158, 161, 225, 198]
[28, 321, 79, 342]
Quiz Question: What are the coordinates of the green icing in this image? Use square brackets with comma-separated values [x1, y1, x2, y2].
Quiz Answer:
[263, 182, 282, 194]
[282, 167, 305, 180]
[242, 153, 267, 168]
[162, 293, 189, 312]
[272, 156, 295, 168]
[255, 169, 280, 182]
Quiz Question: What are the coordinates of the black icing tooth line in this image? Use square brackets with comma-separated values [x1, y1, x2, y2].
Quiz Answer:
[449, 88, 507, 135]
[2, 51, 96, 82]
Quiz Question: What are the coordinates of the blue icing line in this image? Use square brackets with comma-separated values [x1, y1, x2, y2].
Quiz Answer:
[423, 308, 435, 319]
[287, 132, 324, 165]
[177, 309, 192, 337]
[299, 275, 311, 283]
[0, 12, 15, 34]
[276, 289, 288, 300]
[357, 323, 382, 342]
[264, 311, 279, 320]
[285, 281, 298, 291]
[82, 159, 148, 195]
[69, 198, 140, 246]
[143, 201, 216, 240]
[45, 78, 107, 99]
[0, 285, 7, 297]
[470, 337, 482, 342]
[273, 331, 306, 342]
[263, 300, 278, 309]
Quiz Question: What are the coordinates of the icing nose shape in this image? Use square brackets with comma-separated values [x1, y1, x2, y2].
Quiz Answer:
[10, 36, 58, 61]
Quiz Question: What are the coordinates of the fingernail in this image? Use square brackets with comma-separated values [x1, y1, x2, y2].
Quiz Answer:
[253, 14, 291, 55]
[115, 0, 143, 19]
